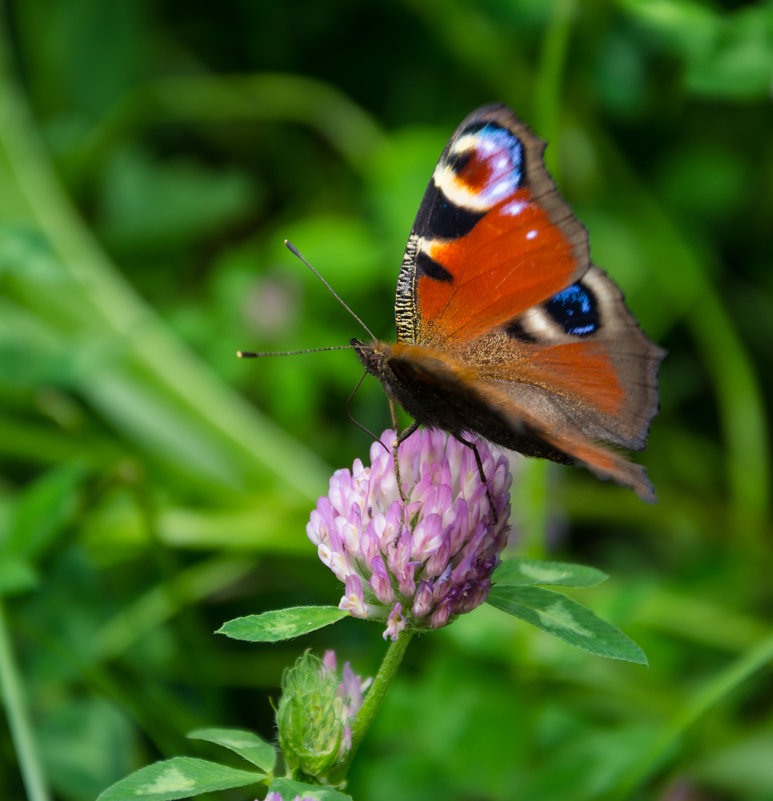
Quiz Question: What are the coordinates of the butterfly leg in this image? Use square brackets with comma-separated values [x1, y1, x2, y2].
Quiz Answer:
[347, 370, 391, 452]
[392, 420, 420, 506]
[453, 433, 499, 524]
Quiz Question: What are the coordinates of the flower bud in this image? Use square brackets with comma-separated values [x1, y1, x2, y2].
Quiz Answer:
[276, 651, 369, 781]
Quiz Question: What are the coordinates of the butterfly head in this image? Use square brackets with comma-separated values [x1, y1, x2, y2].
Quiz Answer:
[351, 338, 387, 378]
[352, 338, 411, 411]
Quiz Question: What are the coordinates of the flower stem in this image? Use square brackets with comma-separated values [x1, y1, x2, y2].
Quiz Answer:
[329, 630, 413, 783]
[0, 599, 52, 801]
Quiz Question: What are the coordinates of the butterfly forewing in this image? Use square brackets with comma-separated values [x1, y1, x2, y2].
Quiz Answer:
[395, 104, 590, 346]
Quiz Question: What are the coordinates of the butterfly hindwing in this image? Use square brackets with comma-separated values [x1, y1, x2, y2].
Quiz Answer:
[451, 264, 663, 452]
[383, 342, 656, 502]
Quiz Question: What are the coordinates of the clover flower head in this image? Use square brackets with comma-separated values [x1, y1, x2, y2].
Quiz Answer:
[307, 429, 512, 640]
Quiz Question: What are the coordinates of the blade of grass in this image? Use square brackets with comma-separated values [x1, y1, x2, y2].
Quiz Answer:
[0, 23, 331, 499]
[0, 600, 52, 801]
[609, 630, 773, 800]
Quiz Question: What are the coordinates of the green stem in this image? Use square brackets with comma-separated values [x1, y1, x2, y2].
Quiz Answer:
[329, 630, 413, 783]
[0, 599, 52, 801]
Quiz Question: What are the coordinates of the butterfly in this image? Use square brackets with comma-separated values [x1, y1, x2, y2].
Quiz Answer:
[352, 104, 664, 502]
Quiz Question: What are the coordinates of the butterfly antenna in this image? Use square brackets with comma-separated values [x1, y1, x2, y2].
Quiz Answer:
[237, 344, 354, 358]
[345, 369, 389, 453]
[285, 240, 376, 341]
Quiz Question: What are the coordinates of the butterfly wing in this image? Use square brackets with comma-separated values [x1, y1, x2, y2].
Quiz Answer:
[395, 104, 590, 346]
[452, 264, 664, 451]
[384, 342, 657, 502]
[385, 104, 663, 496]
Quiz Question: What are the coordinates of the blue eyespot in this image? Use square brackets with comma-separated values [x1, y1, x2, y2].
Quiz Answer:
[545, 283, 599, 336]
[456, 121, 523, 200]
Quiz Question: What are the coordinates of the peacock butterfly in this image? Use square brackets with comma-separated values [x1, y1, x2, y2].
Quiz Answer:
[352, 104, 664, 502]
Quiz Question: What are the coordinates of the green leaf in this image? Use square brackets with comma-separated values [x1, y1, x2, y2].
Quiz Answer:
[217, 606, 349, 642]
[187, 727, 276, 773]
[493, 558, 608, 588]
[269, 776, 353, 800]
[96, 756, 264, 801]
[487, 586, 647, 665]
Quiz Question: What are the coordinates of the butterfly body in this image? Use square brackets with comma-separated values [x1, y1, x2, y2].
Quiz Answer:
[354, 104, 664, 502]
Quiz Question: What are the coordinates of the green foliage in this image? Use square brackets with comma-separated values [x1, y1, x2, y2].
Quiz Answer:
[223, 563, 636, 661]
[98, 728, 278, 801]
[1, 1, 771, 800]
[96, 757, 265, 801]
[493, 557, 608, 587]
[187, 728, 277, 774]
[269, 777, 353, 801]
[218, 606, 349, 643]
[488, 585, 648, 664]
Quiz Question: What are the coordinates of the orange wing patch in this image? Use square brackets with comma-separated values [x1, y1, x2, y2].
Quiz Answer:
[513, 342, 626, 416]
[417, 190, 579, 344]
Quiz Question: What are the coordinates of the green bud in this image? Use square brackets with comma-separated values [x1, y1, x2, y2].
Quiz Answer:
[277, 651, 346, 779]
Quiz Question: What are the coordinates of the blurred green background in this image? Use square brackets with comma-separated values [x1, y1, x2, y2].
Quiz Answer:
[0, 1, 771, 800]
